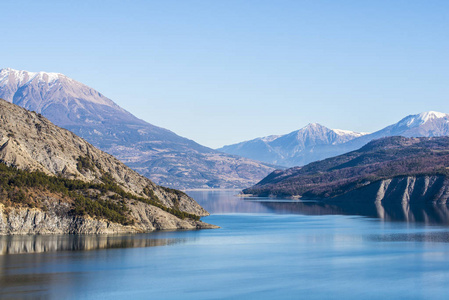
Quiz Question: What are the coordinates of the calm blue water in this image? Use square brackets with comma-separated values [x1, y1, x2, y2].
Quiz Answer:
[2, 190, 449, 299]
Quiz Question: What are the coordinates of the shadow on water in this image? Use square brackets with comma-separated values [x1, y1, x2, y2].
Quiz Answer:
[257, 200, 449, 225]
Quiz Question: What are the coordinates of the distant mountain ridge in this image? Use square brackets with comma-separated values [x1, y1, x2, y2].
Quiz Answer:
[244, 136, 449, 204]
[339, 111, 449, 150]
[219, 111, 449, 167]
[218, 123, 368, 166]
[0, 68, 275, 189]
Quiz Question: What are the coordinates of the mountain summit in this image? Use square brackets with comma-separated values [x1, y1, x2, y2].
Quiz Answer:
[218, 123, 367, 166]
[0, 68, 128, 125]
[378, 111, 449, 137]
[336, 111, 449, 154]
[0, 68, 274, 188]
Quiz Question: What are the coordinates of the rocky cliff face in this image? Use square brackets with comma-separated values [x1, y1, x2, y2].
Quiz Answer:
[0, 99, 217, 235]
[332, 175, 449, 204]
[0, 201, 216, 235]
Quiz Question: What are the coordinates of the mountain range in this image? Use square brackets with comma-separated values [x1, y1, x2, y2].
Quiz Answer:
[219, 111, 449, 167]
[218, 123, 367, 166]
[0, 68, 275, 189]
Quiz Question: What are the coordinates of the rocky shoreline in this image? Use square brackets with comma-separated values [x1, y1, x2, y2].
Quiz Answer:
[0, 202, 218, 235]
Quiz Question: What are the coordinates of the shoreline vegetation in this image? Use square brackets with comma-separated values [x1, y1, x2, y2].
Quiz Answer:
[0, 161, 201, 225]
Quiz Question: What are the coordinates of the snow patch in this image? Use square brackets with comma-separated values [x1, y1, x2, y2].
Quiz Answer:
[417, 111, 448, 122]
[0, 68, 62, 86]
[399, 111, 449, 128]
[332, 128, 369, 137]
[0, 68, 116, 107]
[261, 135, 281, 142]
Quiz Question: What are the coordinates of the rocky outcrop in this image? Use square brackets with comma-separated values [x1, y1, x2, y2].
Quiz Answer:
[0, 99, 218, 234]
[332, 175, 449, 204]
[0, 99, 206, 216]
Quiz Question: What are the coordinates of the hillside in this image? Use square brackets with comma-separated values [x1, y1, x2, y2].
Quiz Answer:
[0, 99, 217, 234]
[243, 136, 449, 203]
[0, 68, 275, 189]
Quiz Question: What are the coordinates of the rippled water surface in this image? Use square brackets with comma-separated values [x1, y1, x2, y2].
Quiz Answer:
[2, 190, 449, 299]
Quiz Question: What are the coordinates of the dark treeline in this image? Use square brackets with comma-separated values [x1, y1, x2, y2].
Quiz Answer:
[0, 162, 199, 225]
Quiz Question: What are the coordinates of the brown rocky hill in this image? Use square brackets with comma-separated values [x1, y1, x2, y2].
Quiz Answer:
[0, 99, 217, 234]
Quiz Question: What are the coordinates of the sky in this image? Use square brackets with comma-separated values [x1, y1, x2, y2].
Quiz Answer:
[2, 0, 449, 148]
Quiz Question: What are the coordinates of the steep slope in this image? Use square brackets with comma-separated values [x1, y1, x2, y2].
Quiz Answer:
[0, 99, 217, 234]
[0, 68, 274, 189]
[218, 123, 367, 166]
[244, 136, 449, 204]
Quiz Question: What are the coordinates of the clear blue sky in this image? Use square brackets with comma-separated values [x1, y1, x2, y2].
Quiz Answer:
[3, 0, 448, 148]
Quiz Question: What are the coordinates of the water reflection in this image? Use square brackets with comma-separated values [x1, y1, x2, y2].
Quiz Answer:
[259, 201, 449, 225]
[4, 190, 449, 256]
[0, 234, 188, 255]
[188, 190, 449, 225]
[187, 189, 274, 213]
[369, 232, 449, 243]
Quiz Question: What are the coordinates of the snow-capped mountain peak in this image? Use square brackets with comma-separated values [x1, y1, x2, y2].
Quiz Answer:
[398, 111, 449, 128]
[300, 123, 368, 138]
[339, 110, 449, 155]
[218, 123, 368, 166]
[0, 68, 65, 87]
[0, 67, 118, 109]
[415, 111, 449, 124]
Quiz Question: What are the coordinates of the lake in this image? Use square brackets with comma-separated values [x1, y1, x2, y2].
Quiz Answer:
[2, 190, 449, 299]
